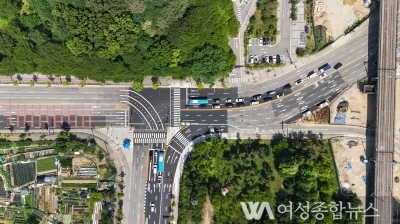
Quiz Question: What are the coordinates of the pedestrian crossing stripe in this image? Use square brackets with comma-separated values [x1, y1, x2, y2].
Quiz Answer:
[134, 131, 167, 143]
[230, 76, 243, 83]
[174, 132, 190, 146]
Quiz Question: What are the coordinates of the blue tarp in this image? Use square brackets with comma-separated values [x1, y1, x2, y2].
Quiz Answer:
[334, 113, 346, 124]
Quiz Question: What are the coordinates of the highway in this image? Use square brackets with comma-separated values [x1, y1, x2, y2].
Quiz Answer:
[373, 0, 398, 223]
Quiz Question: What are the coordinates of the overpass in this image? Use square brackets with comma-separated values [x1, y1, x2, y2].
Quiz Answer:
[374, 0, 398, 223]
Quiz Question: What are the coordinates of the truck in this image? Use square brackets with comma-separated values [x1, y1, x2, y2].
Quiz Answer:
[319, 64, 331, 73]
[188, 97, 208, 105]
[157, 151, 164, 173]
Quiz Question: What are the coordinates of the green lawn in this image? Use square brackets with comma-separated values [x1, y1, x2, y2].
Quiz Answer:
[36, 157, 57, 172]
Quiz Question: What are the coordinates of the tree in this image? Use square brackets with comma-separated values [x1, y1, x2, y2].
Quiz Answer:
[28, 80, 35, 87]
[39, 134, 46, 140]
[57, 131, 69, 140]
[152, 82, 159, 90]
[131, 80, 144, 92]
[62, 81, 70, 86]
[79, 78, 86, 88]
[195, 82, 204, 90]
[2, 133, 10, 142]
[45, 81, 51, 88]
[19, 133, 27, 141]
[12, 80, 18, 86]
[117, 192, 124, 198]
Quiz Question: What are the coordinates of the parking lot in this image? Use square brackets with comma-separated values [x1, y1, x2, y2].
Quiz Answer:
[248, 37, 286, 65]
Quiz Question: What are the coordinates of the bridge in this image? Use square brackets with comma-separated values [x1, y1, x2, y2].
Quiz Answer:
[374, 0, 399, 223]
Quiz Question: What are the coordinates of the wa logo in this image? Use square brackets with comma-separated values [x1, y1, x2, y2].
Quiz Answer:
[240, 202, 275, 220]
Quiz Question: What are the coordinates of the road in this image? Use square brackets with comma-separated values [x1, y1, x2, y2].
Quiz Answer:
[373, 0, 398, 223]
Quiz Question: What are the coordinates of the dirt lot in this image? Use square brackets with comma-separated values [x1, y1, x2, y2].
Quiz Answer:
[201, 194, 213, 224]
[314, 0, 374, 39]
[295, 106, 330, 124]
[72, 157, 93, 167]
[329, 83, 376, 127]
[331, 138, 369, 207]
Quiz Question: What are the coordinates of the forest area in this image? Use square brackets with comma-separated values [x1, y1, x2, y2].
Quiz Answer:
[0, 0, 238, 83]
[178, 138, 363, 223]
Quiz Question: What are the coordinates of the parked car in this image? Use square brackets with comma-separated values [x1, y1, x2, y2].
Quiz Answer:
[273, 55, 277, 63]
[261, 55, 266, 63]
[254, 55, 259, 63]
[277, 93, 284, 98]
[249, 55, 254, 63]
[265, 55, 270, 63]
[248, 39, 251, 46]
[334, 62, 342, 69]
[237, 102, 245, 107]
[226, 98, 232, 103]
[212, 99, 220, 103]
[294, 79, 303, 85]
[236, 98, 244, 102]
[226, 103, 234, 107]
[212, 104, 220, 109]
[259, 38, 263, 45]
[253, 94, 262, 101]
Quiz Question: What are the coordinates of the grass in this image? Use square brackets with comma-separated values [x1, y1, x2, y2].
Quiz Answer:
[36, 157, 57, 172]
[62, 183, 97, 189]
[247, 0, 279, 41]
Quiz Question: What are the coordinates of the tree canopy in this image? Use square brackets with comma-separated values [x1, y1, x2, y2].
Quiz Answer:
[0, 0, 238, 83]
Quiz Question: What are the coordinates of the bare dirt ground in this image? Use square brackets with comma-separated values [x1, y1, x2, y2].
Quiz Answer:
[295, 106, 330, 124]
[201, 194, 214, 224]
[314, 0, 374, 39]
[72, 157, 93, 167]
[331, 138, 368, 207]
[329, 83, 376, 127]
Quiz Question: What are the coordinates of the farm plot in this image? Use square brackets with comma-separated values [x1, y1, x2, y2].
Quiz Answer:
[11, 162, 36, 187]
[37, 157, 57, 173]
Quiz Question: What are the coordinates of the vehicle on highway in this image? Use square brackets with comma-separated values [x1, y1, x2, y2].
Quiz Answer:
[334, 62, 342, 69]
[250, 100, 259, 105]
[253, 94, 262, 101]
[318, 100, 329, 109]
[212, 99, 220, 103]
[237, 102, 245, 107]
[226, 103, 234, 107]
[158, 175, 162, 184]
[277, 93, 284, 98]
[254, 56, 259, 63]
[236, 98, 244, 102]
[307, 71, 317, 79]
[266, 90, 276, 96]
[198, 104, 207, 109]
[282, 84, 292, 90]
[226, 98, 232, 103]
[154, 151, 158, 159]
[263, 96, 272, 102]
[302, 109, 311, 116]
[249, 55, 254, 63]
[319, 64, 331, 73]
[319, 73, 326, 78]
[153, 165, 157, 174]
[273, 55, 277, 63]
[259, 38, 263, 45]
[294, 79, 303, 85]
[158, 151, 164, 173]
[212, 104, 221, 109]
[150, 202, 155, 212]
[188, 96, 208, 105]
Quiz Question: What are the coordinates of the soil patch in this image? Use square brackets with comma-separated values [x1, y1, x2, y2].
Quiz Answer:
[201, 194, 214, 224]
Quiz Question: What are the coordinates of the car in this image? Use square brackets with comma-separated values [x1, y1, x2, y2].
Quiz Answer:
[277, 93, 284, 98]
[319, 73, 326, 78]
[225, 103, 234, 107]
[153, 165, 157, 174]
[259, 38, 263, 45]
[226, 98, 232, 103]
[265, 55, 270, 63]
[250, 100, 259, 105]
[237, 102, 245, 107]
[294, 79, 303, 85]
[261, 55, 266, 63]
[266, 90, 276, 96]
[307, 71, 317, 79]
[154, 151, 158, 158]
[198, 104, 207, 109]
[236, 98, 244, 102]
[253, 94, 262, 101]
[212, 104, 220, 109]
[263, 97, 272, 102]
[254, 55, 259, 63]
[273, 55, 277, 63]
[334, 62, 342, 70]
[158, 175, 162, 183]
[150, 202, 155, 212]
[248, 39, 251, 46]
[249, 55, 254, 63]
[263, 38, 267, 45]
[282, 83, 292, 90]
[269, 55, 273, 63]
[212, 99, 220, 104]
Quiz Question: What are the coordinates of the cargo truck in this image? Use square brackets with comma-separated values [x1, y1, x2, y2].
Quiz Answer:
[319, 64, 331, 73]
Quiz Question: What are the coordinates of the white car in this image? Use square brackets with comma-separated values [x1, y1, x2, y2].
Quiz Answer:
[236, 98, 244, 102]
[272, 55, 277, 63]
[307, 72, 317, 79]
[277, 93, 284, 98]
[294, 79, 303, 85]
[212, 104, 220, 109]
[153, 165, 157, 174]
[226, 98, 232, 103]
[319, 73, 326, 78]
[249, 55, 254, 63]
[150, 202, 155, 212]
[265, 55, 269, 63]
[254, 55, 259, 63]
[259, 38, 263, 45]
[248, 39, 251, 46]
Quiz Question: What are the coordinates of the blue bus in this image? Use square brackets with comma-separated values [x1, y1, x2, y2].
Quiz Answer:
[188, 96, 208, 105]
[158, 151, 164, 173]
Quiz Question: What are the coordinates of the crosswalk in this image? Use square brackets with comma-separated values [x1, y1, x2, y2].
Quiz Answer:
[230, 76, 244, 83]
[174, 132, 190, 147]
[171, 88, 181, 127]
[236, 6, 243, 26]
[134, 130, 167, 143]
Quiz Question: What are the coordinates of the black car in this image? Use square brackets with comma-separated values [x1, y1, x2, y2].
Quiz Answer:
[263, 38, 270, 45]
[282, 83, 292, 91]
[226, 103, 234, 108]
[334, 62, 342, 70]
[236, 102, 245, 107]
[199, 104, 207, 109]
[212, 99, 220, 103]
[253, 94, 262, 101]
[263, 97, 272, 102]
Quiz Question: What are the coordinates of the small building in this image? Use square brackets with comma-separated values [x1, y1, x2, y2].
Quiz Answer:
[363, 85, 375, 94]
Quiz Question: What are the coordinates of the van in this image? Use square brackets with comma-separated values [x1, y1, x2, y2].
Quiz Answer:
[250, 100, 259, 105]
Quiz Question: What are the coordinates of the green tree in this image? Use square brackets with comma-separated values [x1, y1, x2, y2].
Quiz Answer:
[19, 133, 27, 141]
[28, 80, 35, 87]
[152, 82, 159, 90]
[57, 131, 69, 140]
[79, 78, 86, 88]
[117, 192, 124, 198]
[195, 82, 204, 90]
[131, 80, 144, 92]
[12, 80, 18, 86]
[45, 81, 51, 88]
[62, 81, 70, 86]
[2, 133, 10, 142]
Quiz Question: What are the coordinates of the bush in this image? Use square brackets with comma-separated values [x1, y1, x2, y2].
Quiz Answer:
[296, 48, 307, 57]
[132, 80, 144, 92]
